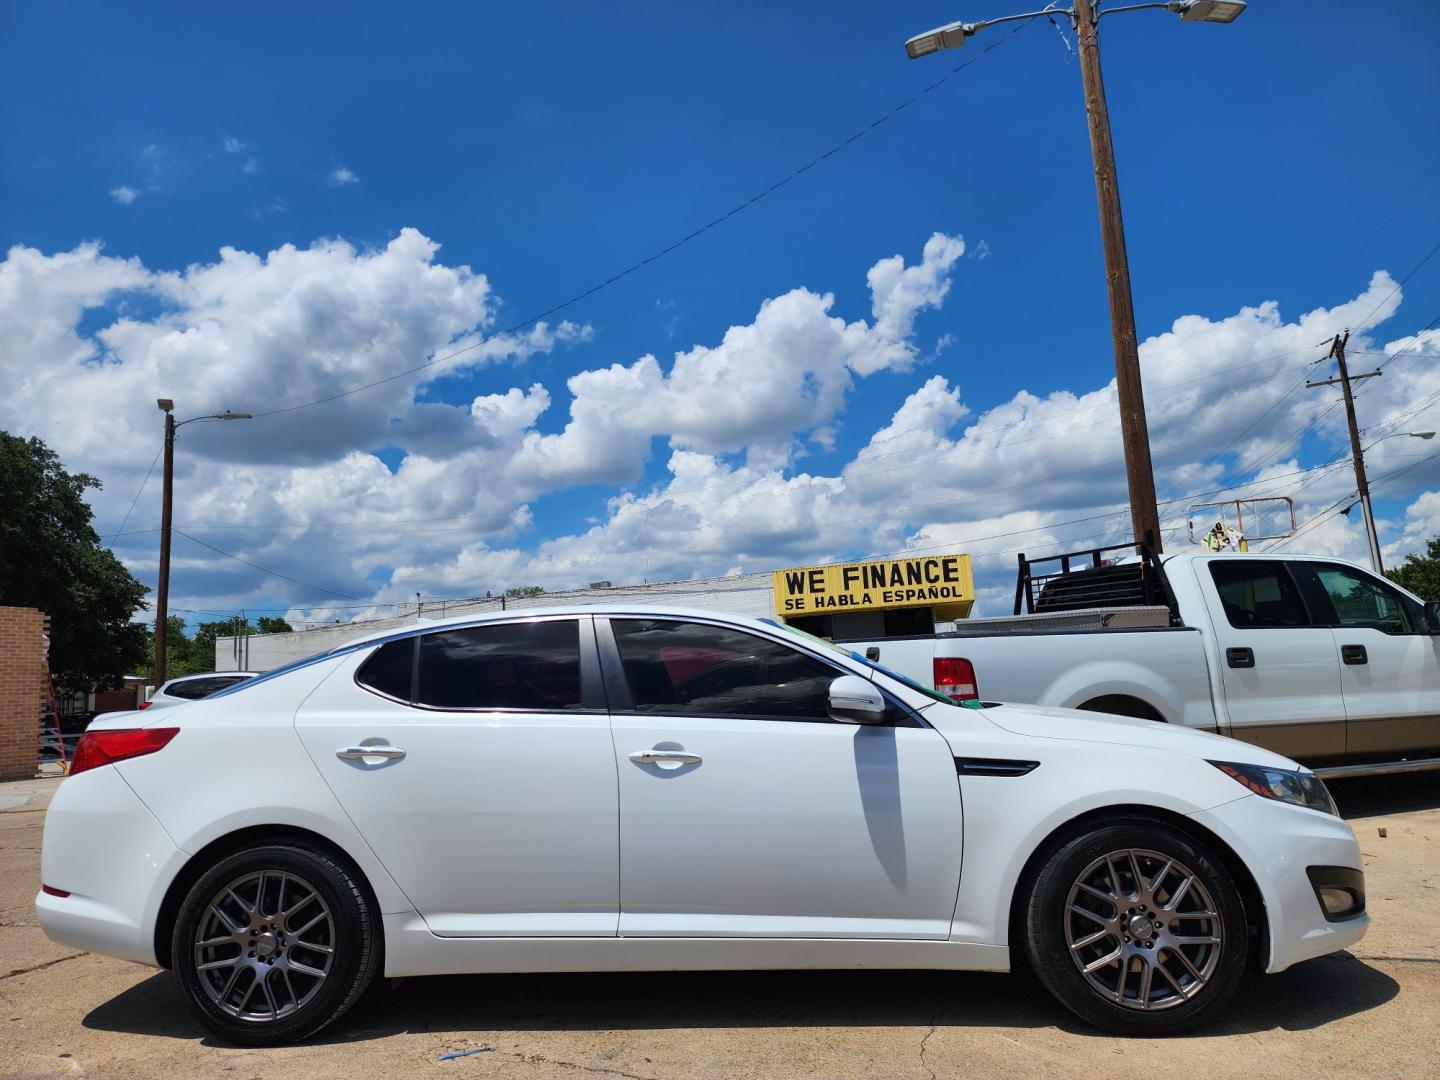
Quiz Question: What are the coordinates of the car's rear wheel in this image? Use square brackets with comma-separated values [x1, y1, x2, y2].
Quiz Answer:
[171, 842, 380, 1045]
[1023, 818, 1248, 1034]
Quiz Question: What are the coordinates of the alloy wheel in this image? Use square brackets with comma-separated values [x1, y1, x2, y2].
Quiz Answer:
[192, 869, 336, 1022]
[1063, 847, 1222, 1011]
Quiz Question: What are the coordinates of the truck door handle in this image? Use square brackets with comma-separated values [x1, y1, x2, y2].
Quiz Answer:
[1225, 647, 1254, 669]
[1341, 644, 1368, 665]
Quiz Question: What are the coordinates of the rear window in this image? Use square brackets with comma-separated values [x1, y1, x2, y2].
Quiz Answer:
[356, 639, 416, 701]
[1209, 561, 1311, 629]
[415, 620, 583, 711]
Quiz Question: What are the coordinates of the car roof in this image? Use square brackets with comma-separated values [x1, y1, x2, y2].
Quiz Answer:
[333, 604, 777, 650]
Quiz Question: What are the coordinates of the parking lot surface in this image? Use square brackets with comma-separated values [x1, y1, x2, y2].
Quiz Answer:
[2, 774, 1436, 1079]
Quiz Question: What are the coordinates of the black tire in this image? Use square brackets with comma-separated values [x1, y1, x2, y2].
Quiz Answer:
[171, 842, 381, 1046]
[1022, 817, 1248, 1035]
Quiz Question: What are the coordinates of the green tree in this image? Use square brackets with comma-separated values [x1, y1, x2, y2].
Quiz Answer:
[505, 585, 545, 598]
[0, 432, 149, 693]
[146, 616, 202, 677]
[1387, 534, 1440, 602]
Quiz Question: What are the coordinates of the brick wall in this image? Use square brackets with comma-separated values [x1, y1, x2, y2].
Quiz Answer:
[0, 606, 46, 781]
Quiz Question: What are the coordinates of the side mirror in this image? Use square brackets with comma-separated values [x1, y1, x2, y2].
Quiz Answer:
[828, 675, 887, 725]
[1427, 600, 1440, 634]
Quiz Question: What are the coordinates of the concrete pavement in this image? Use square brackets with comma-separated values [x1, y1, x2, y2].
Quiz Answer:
[2, 774, 1436, 1079]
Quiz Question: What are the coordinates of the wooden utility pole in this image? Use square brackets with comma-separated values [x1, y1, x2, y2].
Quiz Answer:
[153, 406, 177, 687]
[1307, 331, 1383, 571]
[1073, 0, 1162, 553]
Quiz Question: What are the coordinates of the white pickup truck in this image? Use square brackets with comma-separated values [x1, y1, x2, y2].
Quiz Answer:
[849, 549, 1440, 778]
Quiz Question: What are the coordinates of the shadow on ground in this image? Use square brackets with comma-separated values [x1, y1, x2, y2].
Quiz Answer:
[1328, 772, 1440, 818]
[83, 951, 1398, 1047]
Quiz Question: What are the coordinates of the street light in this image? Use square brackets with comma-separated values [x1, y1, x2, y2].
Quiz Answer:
[905, 1, 1245, 554]
[152, 400, 252, 687]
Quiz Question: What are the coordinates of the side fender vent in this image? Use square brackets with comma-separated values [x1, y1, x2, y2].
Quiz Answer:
[955, 757, 1040, 777]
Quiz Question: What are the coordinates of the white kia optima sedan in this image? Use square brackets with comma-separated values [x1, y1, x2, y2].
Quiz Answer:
[38, 607, 1367, 1044]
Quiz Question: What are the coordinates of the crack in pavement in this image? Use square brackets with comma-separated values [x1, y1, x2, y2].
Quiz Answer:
[1356, 955, 1440, 965]
[918, 1009, 940, 1080]
[0, 953, 86, 981]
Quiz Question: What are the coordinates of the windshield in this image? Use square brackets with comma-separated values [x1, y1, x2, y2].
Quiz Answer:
[762, 618, 955, 706]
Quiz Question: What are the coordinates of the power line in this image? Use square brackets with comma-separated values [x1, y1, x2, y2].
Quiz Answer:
[173, 529, 364, 601]
[247, 21, 1034, 422]
[105, 444, 162, 547]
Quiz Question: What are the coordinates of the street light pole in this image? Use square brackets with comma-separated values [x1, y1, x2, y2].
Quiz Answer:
[1072, 0, 1160, 552]
[151, 401, 252, 688]
[903, 1, 1247, 556]
[154, 403, 176, 688]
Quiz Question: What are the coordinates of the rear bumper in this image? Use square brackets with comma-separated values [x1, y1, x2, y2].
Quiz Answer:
[36, 766, 184, 967]
[1190, 796, 1368, 973]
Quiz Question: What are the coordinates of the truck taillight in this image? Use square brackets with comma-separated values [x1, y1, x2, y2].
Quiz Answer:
[933, 657, 979, 702]
[69, 728, 179, 775]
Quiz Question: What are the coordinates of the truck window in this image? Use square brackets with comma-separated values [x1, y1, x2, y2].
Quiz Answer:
[1307, 564, 1414, 634]
[1208, 562, 1311, 629]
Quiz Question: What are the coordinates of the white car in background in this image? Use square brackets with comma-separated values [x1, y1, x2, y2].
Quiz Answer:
[38, 607, 1366, 1045]
[143, 671, 259, 710]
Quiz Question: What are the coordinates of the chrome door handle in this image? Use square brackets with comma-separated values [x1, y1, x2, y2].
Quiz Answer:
[336, 745, 406, 761]
[629, 749, 701, 765]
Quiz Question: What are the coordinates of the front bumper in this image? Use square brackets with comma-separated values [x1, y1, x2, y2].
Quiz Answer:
[1191, 796, 1368, 973]
[36, 765, 184, 967]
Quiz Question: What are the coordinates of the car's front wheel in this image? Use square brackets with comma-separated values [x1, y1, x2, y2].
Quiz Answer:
[171, 842, 381, 1045]
[1023, 817, 1249, 1034]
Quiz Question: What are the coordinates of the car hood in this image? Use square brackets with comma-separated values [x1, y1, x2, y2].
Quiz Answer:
[931, 701, 1302, 771]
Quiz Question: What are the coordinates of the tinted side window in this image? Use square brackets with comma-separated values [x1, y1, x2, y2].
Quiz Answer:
[416, 621, 582, 711]
[357, 639, 416, 701]
[611, 619, 837, 719]
[1209, 562, 1311, 629]
[1310, 564, 1414, 634]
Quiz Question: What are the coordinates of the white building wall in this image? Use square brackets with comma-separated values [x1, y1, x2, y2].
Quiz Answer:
[216, 574, 776, 672]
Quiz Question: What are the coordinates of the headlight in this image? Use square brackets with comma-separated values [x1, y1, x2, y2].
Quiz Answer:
[1209, 760, 1338, 816]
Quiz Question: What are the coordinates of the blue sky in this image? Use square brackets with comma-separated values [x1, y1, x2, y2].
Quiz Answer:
[3, 1, 1439, 626]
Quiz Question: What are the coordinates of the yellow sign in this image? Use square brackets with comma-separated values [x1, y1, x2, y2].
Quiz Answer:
[773, 554, 974, 619]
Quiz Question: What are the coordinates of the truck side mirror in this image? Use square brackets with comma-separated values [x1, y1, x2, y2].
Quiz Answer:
[827, 675, 887, 725]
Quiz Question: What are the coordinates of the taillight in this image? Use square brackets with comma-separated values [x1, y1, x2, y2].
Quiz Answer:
[933, 657, 979, 703]
[139, 700, 152, 710]
[69, 728, 179, 775]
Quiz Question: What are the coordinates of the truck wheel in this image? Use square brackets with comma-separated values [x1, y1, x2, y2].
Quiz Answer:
[1022, 817, 1247, 1034]
[171, 842, 381, 1046]
[1077, 695, 1165, 723]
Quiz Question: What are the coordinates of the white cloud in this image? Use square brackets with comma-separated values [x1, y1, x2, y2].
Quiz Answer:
[110, 186, 137, 205]
[327, 166, 359, 186]
[223, 136, 259, 173]
[2, 228, 1436, 625]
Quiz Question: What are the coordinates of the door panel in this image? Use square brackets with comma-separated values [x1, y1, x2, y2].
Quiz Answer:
[602, 616, 963, 940]
[1199, 559, 1345, 761]
[295, 619, 619, 936]
[613, 716, 963, 938]
[1306, 562, 1440, 756]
